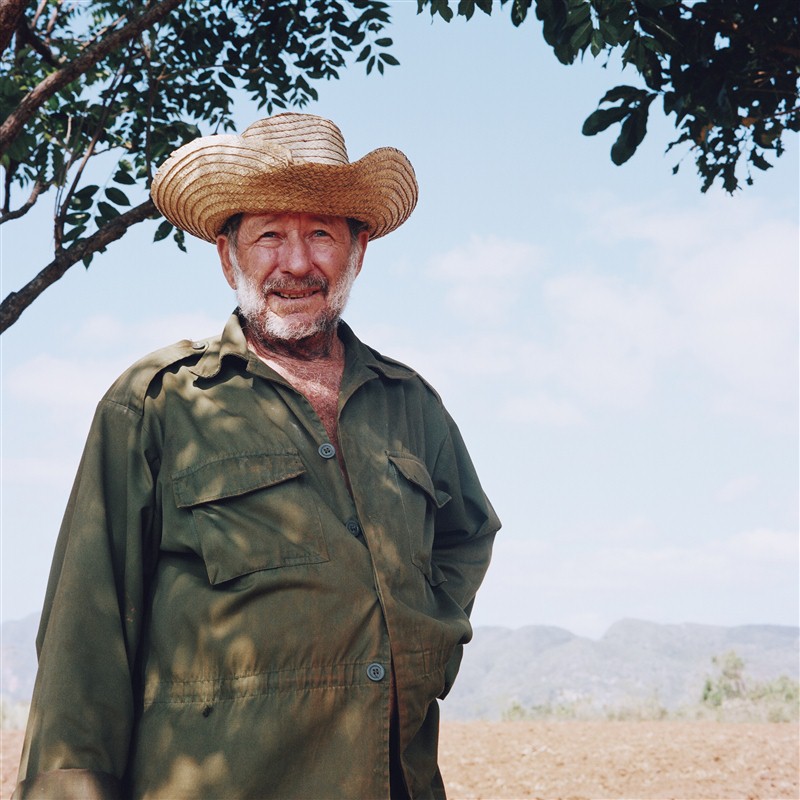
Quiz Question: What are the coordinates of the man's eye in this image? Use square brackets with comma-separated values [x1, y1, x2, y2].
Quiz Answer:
[260, 231, 278, 239]
[312, 229, 330, 237]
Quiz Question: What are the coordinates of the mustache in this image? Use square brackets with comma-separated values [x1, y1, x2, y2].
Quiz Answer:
[261, 275, 328, 295]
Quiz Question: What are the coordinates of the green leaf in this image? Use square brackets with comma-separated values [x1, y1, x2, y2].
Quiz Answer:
[610, 104, 650, 165]
[61, 224, 87, 243]
[568, 18, 593, 51]
[218, 72, 235, 88]
[113, 169, 137, 185]
[510, 0, 533, 28]
[598, 19, 621, 46]
[356, 45, 371, 62]
[436, 0, 455, 20]
[73, 184, 99, 200]
[590, 28, 605, 56]
[96, 201, 120, 221]
[105, 186, 131, 206]
[379, 53, 400, 65]
[582, 105, 629, 135]
[750, 151, 772, 171]
[154, 220, 173, 242]
[174, 228, 187, 253]
[599, 85, 643, 104]
[64, 212, 90, 225]
[458, 0, 476, 18]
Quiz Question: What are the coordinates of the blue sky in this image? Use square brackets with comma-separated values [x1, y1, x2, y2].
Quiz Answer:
[1, 2, 798, 638]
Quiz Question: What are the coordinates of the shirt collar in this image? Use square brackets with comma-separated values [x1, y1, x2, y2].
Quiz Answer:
[189, 312, 249, 379]
[188, 312, 418, 384]
[337, 321, 418, 382]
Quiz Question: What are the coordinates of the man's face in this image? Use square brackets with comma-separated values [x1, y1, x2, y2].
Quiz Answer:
[216, 212, 368, 344]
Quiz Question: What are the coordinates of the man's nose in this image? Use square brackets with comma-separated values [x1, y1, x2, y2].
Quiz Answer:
[280, 238, 314, 276]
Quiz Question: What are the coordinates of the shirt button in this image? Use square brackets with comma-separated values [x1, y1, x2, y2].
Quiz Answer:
[191, 341, 206, 350]
[366, 663, 385, 682]
[345, 519, 361, 537]
[318, 443, 336, 459]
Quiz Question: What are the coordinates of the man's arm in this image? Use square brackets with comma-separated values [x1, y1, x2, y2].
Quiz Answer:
[430, 411, 501, 697]
[14, 396, 157, 799]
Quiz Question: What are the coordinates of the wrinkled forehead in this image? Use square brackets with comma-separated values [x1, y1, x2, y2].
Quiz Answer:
[239, 211, 350, 227]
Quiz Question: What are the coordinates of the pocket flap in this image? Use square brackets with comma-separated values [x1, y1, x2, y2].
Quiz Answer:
[387, 452, 450, 509]
[173, 453, 305, 508]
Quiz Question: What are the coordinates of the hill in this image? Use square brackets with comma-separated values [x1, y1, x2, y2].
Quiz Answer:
[443, 619, 799, 720]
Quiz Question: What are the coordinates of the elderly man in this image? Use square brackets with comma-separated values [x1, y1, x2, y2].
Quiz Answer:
[15, 114, 499, 800]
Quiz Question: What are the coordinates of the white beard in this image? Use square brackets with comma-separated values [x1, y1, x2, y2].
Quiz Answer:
[232, 246, 360, 343]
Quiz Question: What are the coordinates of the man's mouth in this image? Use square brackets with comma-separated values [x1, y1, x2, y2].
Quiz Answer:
[272, 288, 320, 300]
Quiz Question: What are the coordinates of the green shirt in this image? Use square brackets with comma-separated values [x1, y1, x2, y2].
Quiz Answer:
[16, 314, 500, 800]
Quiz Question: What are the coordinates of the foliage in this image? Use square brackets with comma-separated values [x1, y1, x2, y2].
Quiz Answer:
[501, 650, 799, 722]
[2, 0, 797, 332]
[418, 0, 800, 193]
[0, 0, 397, 332]
[701, 650, 800, 723]
[701, 650, 747, 706]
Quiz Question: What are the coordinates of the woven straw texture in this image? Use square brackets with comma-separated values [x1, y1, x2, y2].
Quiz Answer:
[150, 113, 418, 242]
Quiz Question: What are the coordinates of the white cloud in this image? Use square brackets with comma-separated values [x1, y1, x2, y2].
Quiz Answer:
[715, 475, 760, 504]
[429, 235, 542, 321]
[576, 192, 799, 425]
[500, 391, 586, 427]
[406, 193, 798, 430]
[474, 525, 799, 637]
[6, 312, 221, 421]
[541, 272, 678, 406]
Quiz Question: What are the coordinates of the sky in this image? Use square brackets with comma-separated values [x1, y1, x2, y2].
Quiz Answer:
[1, 2, 798, 639]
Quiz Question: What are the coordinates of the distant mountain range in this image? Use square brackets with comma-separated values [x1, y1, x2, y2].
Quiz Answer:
[3, 614, 798, 720]
[443, 619, 799, 720]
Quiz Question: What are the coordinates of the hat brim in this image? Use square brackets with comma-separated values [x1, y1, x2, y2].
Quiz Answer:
[151, 135, 418, 242]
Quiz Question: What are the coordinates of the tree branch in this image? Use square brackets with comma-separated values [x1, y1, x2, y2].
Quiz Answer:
[0, 0, 24, 55]
[0, 178, 46, 223]
[15, 14, 62, 66]
[0, 0, 183, 157]
[0, 199, 160, 333]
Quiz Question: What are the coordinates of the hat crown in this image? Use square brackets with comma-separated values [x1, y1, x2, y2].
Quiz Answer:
[242, 113, 350, 167]
[150, 112, 418, 242]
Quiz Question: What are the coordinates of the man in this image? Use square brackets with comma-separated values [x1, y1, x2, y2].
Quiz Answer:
[15, 113, 500, 800]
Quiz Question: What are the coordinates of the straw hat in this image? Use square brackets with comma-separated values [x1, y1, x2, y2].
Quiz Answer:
[150, 113, 418, 242]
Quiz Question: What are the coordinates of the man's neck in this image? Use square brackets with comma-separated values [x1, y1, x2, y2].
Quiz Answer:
[246, 324, 347, 459]
[245, 324, 344, 364]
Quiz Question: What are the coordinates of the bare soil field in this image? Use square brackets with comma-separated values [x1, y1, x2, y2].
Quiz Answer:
[2, 721, 798, 799]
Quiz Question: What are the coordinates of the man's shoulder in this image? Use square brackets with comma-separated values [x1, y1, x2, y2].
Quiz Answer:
[358, 340, 443, 404]
[103, 335, 219, 414]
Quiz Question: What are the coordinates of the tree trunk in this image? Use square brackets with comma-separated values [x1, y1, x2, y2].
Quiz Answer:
[0, 0, 24, 54]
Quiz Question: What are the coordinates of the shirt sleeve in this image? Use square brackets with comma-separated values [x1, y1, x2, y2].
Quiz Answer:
[430, 410, 501, 698]
[15, 394, 159, 798]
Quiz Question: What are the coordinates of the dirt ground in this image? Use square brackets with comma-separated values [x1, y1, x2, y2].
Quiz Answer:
[2, 721, 798, 799]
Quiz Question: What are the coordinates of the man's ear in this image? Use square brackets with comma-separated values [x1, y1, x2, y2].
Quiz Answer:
[354, 230, 369, 277]
[216, 236, 237, 289]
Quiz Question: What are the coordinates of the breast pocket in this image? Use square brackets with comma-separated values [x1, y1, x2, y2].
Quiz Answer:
[387, 451, 451, 585]
[172, 452, 328, 585]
